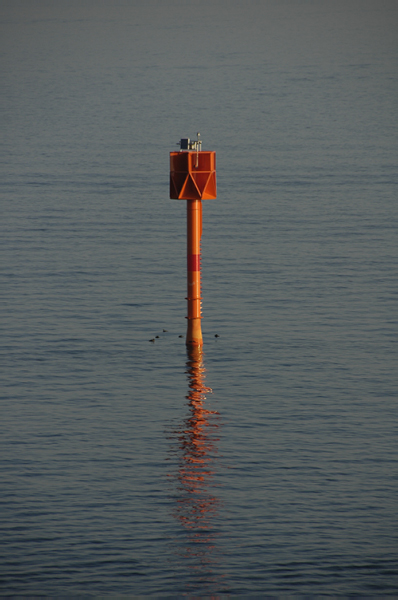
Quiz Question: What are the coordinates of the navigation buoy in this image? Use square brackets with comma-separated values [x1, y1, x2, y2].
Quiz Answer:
[170, 133, 217, 346]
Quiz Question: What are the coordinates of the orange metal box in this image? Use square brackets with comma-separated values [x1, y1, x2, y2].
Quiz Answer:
[170, 151, 217, 200]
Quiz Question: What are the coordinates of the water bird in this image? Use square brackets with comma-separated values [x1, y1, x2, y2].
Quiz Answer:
[149, 339, 155, 343]
[163, 329, 168, 332]
[215, 334, 220, 338]
[156, 335, 160, 338]
[179, 335, 183, 338]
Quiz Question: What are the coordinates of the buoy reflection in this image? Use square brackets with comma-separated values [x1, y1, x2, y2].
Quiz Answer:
[167, 345, 223, 590]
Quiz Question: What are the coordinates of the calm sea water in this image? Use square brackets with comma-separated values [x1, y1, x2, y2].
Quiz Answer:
[1, 0, 398, 595]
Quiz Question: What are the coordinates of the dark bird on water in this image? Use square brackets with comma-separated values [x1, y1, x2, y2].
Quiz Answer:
[149, 339, 155, 343]
[215, 334, 220, 338]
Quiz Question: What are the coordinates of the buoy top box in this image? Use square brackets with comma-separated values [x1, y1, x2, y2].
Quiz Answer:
[170, 151, 217, 200]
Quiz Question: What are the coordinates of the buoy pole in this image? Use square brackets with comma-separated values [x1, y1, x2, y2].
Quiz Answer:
[169, 134, 216, 347]
[186, 199, 203, 346]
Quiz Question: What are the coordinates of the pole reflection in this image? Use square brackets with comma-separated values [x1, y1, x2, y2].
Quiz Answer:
[167, 346, 224, 593]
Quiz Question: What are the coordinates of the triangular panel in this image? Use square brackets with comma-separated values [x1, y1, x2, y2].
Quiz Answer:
[180, 174, 201, 200]
[170, 172, 188, 199]
[191, 172, 210, 198]
[201, 172, 217, 199]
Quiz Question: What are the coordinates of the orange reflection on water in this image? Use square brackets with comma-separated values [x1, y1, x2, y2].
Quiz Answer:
[169, 346, 221, 545]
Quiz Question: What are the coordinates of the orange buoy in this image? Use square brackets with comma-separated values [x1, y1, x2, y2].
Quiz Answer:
[170, 134, 217, 346]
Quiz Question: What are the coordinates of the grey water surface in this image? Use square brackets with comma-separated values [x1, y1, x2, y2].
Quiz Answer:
[1, 0, 398, 596]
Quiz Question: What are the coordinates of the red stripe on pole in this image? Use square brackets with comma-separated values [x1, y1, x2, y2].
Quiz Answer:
[187, 254, 200, 271]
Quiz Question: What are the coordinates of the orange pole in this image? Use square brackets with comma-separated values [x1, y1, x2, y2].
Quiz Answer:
[186, 199, 203, 346]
